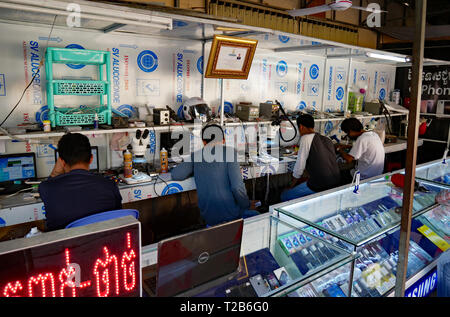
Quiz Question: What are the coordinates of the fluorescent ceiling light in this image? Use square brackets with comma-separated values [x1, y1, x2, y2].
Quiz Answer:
[0, 0, 173, 30]
[215, 26, 250, 32]
[365, 52, 410, 63]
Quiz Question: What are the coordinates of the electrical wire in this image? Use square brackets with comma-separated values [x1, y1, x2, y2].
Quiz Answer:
[2, 186, 34, 198]
[273, 100, 298, 143]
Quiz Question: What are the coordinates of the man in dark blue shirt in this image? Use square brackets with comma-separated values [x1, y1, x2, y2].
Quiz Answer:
[171, 124, 259, 226]
[39, 133, 122, 231]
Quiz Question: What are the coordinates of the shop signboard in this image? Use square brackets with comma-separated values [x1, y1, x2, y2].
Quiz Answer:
[0, 217, 141, 297]
[405, 267, 437, 297]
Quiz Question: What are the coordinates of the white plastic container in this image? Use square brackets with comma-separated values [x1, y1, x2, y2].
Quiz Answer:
[25, 227, 42, 238]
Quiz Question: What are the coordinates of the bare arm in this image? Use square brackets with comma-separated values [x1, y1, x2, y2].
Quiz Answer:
[49, 157, 65, 178]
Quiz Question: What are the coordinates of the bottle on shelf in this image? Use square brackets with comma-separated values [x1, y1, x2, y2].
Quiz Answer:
[160, 148, 168, 173]
[123, 149, 133, 178]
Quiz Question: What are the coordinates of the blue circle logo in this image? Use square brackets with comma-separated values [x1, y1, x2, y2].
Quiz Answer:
[309, 64, 319, 80]
[137, 50, 158, 73]
[177, 105, 185, 120]
[276, 61, 288, 77]
[297, 101, 307, 110]
[219, 101, 233, 114]
[336, 87, 344, 101]
[36, 105, 59, 125]
[116, 104, 136, 118]
[197, 56, 203, 74]
[162, 183, 183, 196]
[35, 105, 50, 124]
[173, 20, 188, 28]
[379, 88, 386, 100]
[65, 44, 86, 69]
[261, 165, 276, 176]
[324, 121, 333, 134]
[278, 35, 290, 43]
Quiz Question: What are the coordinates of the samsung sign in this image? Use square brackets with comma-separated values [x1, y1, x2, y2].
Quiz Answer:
[405, 268, 437, 297]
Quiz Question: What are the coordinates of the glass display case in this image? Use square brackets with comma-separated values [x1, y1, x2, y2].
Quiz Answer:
[141, 214, 357, 297]
[272, 167, 450, 297]
[415, 158, 450, 187]
[196, 214, 357, 297]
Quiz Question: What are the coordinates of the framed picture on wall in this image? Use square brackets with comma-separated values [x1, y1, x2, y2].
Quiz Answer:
[205, 35, 258, 80]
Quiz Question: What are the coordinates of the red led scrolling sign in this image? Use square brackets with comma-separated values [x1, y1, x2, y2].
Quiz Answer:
[0, 216, 141, 297]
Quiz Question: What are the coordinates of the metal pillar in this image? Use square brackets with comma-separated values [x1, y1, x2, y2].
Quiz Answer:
[394, 0, 427, 297]
[219, 78, 225, 127]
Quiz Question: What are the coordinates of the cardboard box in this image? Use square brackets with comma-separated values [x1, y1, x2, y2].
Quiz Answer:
[217, 2, 224, 16]
[262, 0, 300, 10]
[293, 19, 299, 34]
[209, 2, 218, 15]
[223, 4, 232, 18]
[258, 11, 265, 28]
[116, 0, 175, 6]
[179, 0, 206, 11]
[358, 28, 377, 49]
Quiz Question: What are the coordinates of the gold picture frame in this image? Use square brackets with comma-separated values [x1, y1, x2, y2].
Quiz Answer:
[205, 35, 258, 80]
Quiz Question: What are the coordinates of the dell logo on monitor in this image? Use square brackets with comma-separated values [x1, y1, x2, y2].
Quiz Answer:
[198, 252, 210, 264]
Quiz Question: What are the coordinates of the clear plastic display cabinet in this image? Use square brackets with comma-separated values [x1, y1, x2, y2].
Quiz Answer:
[271, 165, 449, 297]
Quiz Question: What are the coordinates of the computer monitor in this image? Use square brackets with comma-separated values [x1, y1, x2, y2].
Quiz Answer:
[0, 153, 37, 184]
[54, 146, 99, 173]
[151, 218, 244, 297]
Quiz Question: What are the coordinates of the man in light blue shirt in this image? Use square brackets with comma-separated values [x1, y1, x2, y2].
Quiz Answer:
[171, 124, 259, 226]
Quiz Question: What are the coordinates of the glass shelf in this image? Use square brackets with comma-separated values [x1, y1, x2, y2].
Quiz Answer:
[416, 204, 450, 245]
[274, 178, 448, 247]
[415, 159, 450, 187]
[195, 214, 357, 297]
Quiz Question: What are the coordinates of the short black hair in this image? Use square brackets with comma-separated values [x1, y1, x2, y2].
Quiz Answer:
[57, 133, 91, 166]
[201, 124, 224, 145]
[341, 118, 363, 134]
[296, 114, 315, 129]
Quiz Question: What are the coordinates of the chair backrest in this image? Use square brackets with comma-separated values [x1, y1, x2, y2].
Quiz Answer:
[65, 209, 139, 228]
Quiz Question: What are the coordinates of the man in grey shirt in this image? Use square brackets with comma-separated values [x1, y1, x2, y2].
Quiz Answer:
[281, 114, 341, 202]
[171, 124, 259, 226]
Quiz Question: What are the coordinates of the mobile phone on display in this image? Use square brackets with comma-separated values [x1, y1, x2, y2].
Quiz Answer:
[249, 274, 271, 297]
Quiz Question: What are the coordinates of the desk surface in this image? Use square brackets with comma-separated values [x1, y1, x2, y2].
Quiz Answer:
[384, 139, 424, 154]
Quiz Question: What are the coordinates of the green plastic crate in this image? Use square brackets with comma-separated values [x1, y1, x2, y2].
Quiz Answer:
[49, 48, 107, 65]
[45, 47, 112, 127]
[53, 81, 107, 95]
[52, 106, 109, 126]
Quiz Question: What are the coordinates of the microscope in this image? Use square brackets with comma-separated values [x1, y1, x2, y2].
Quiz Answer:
[121, 129, 155, 184]
[131, 129, 150, 164]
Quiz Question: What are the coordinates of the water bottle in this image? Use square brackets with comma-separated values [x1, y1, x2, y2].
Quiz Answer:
[93, 113, 99, 129]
